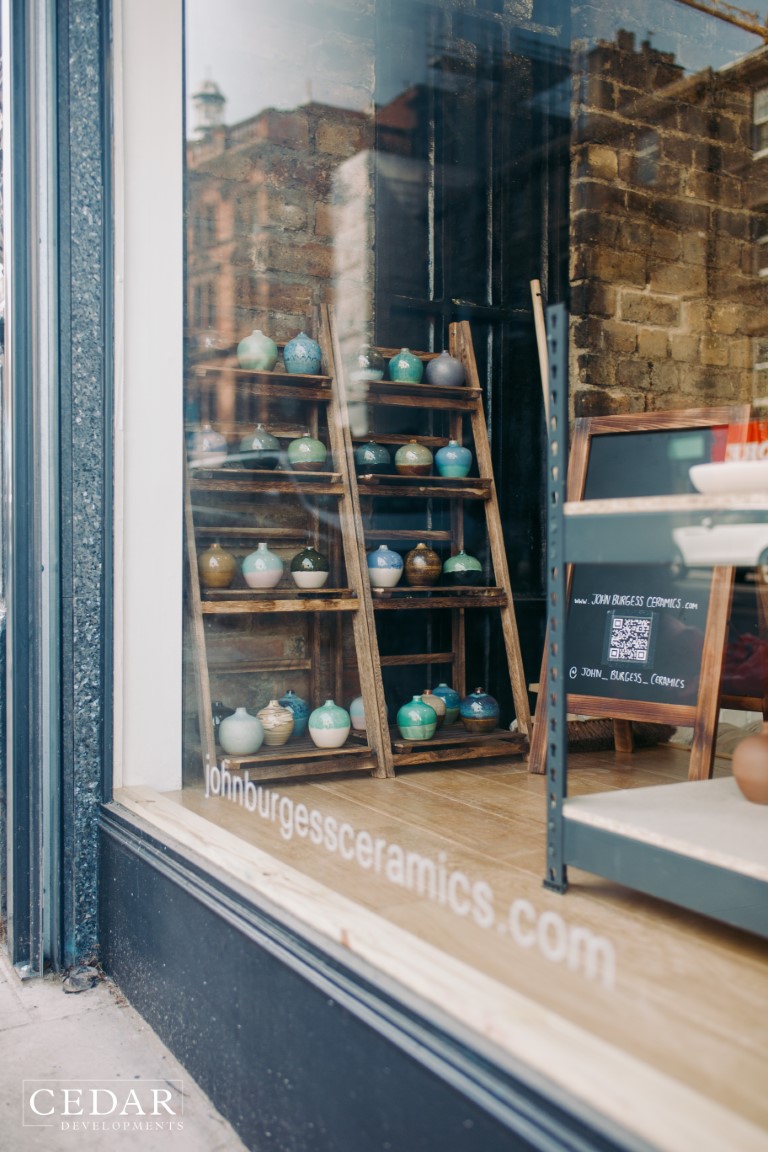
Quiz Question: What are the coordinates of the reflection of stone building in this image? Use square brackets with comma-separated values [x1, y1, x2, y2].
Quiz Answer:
[570, 32, 768, 416]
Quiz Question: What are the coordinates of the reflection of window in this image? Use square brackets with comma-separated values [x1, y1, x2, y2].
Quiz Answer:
[754, 88, 768, 154]
[192, 204, 217, 248]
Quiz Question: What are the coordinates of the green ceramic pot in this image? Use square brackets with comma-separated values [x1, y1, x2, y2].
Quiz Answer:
[289, 546, 330, 588]
[354, 440, 391, 476]
[287, 433, 327, 472]
[240, 423, 281, 471]
[442, 549, 483, 587]
[396, 695, 437, 741]
[237, 329, 278, 371]
[394, 440, 433, 477]
[388, 348, 424, 383]
[308, 699, 351, 748]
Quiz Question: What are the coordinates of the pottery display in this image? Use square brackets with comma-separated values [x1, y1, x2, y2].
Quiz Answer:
[435, 440, 473, 478]
[256, 699, 295, 746]
[425, 349, 466, 387]
[420, 689, 446, 729]
[308, 699, 351, 748]
[396, 695, 438, 741]
[404, 543, 441, 587]
[242, 542, 284, 589]
[460, 687, 499, 733]
[442, 549, 483, 587]
[388, 348, 424, 384]
[367, 544, 403, 588]
[354, 440, 391, 476]
[188, 423, 228, 470]
[198, 542, 237, 589]
[218, 707, 265, 755]
[287, 433, 327, 472]
[237, 329, 278, 371]
[240, 423, 281, 471]
[431, 683, 461, 725]
[283, 331, 322, 375]
[732, 723, 768, 803]
[278, 690, 311, 738]
[349, 695, 367, 731]
[394, 440, 433, 477]
[350, 345, 385, 383]
[289, 545, 330, 588]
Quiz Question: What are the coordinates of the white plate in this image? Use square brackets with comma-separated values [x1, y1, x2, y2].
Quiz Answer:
[689, 460, 768, 494]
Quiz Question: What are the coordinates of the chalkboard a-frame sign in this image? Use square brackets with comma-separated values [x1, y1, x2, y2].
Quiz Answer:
[529, 405, 750, 781]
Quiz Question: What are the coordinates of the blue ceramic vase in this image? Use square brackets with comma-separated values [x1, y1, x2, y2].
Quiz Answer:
[431, 683, 461, 725]
[278, 690, 311, 738]
[242, 542, 284, 589]
[388, 348, 423, 383]
[283, 331, 322, 375]
[396, 696, 437, 741]
[460, 688, 499, 734]
[435, 440, 472, 478]
[354, 440, 391, 476]
[367, 544, 403, 588]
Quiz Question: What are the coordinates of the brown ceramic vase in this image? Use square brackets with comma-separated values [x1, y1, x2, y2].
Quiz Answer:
[420, 689, 446, 729]
[732, 722, 768, 803]
[394, 440, 433, 476]
[404, 543, 441, 586]
[198, 542, 237, 589]
[256, 699, 295, 746]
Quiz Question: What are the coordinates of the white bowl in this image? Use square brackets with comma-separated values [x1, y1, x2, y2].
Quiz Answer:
[689, 460, 768, 495]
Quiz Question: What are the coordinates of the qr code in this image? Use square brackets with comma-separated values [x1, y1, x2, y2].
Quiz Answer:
[608, 615, 652, 663]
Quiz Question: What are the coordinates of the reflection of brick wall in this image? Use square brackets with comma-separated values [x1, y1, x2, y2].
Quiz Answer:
[571, 31, 768, 416]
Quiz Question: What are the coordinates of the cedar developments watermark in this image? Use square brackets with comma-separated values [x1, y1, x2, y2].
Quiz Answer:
[206, 764, 617, 989]
[23, 1080, 184, 1132]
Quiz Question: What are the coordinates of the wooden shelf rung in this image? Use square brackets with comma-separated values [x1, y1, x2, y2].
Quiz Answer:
[379, 652, 454, 667]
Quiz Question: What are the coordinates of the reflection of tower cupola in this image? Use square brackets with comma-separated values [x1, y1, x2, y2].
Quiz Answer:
[191, 79, 226, 136]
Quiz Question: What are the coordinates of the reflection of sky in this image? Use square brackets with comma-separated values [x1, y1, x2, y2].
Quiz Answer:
[186, 0, 764, 135]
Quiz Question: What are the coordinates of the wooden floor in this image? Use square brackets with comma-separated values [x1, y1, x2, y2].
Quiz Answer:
[118, 743, 768, 1151]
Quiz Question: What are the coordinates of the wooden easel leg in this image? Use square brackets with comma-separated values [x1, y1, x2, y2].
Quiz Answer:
[613, 719, 634, 753]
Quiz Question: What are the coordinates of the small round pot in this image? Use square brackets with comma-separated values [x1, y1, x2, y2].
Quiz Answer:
[350, 345, 384, 383]
[242, 542, 284, 589]
[188, 423, 229, 470]
[425, 350, 466, 387]
[240, 423, 281, 471]
[290, 546, 330, 588]
[278, 690, 311, 738]
[283, 331, 322, 375]
[287, 433, 327, 472]
[388, 348, 424, 383]
[394, 440, 433, 477]
[431, 683, 461, 725]
[354, 440, 391, 476]
[256, 699, 295, 746]
[732, 723, 768, 803]
[435, 440, 472, 478]
[442, 549, 483, 587]
[218, 707, 265, 755]
[308, 699, 351, 748]
[237, 329, 278, 371]
[396, 696, 437, 741]
[367, 544, 403, 588]
[198, 542, 237, 589]
[349, 695, 366, 731]
[404, 543, 441, 587]
[420, 689, 446, 729]
[460, 688, 500, 734]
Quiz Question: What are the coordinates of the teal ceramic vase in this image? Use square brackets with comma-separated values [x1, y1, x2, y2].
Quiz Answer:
[188, 423, 228, 470]
[460, 688, 500, 733]
[425, 350, 466, 387]
[396, 696, 437, 741]
[287, 433, 327, 472]
[394, 440, 433, 477]
[278, 690, 310, 737]
[431, 683, 461, 725]
[442, 549, 483, 587]
[237, 329, 278, 371]
[349, 695, 366, 731]
[354, 440, 391, 476]
[289, 546, 330, 589]
[240, 423, 281, 471]
[350, 346, 385, 383]
[308, 699, 351, 748]
[435, 440, 472, 478]
[367, 544, 403, 588]
[242, 542, 284, 589]
[218, 707, 265, 755]
[388, 348, 424, 383]
[283, 331, 322, 375]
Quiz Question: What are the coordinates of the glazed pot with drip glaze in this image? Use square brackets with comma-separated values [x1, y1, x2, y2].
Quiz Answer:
[431, 683, 461, 725]
[278, 689, 311, 738]
[257, 699, 294, 746]
[283, 331, 322, 375]
[367, 544, 403, 588]
[404, 543, 441, 587]
[289, 545, 330, 588]
[308, 699, 351, 748]
[396, 696, 437, 741]
[435, 440, 472, 478]
[442, 549, 483, 587]
[388, 348, 423, 383]
[354, 440, 391, 476]
[198, 542, 237, 589]
[394, 440, 433, 477]
[287, 433, 327, 472]
[460, 688, 499, 734]
[242, 542, 284, 589]
[239, 423, 281, 471]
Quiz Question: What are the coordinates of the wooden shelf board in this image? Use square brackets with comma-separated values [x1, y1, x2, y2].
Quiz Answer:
[222, 734, 373, 768]
[371, 587, 506, 610]
[352, 434, 453, 449]
[389, 724, 527, 765]
[362, 378, 481, 409]
[379, 652, 454, 667]
[364, 528, 452, 542]
[201, 592, 358, 614]
[190, 470, 343, 495]
[194, 526, 333, 540]
[194, 363, 332, 385]
[358, 475, 491, 499]
[207, 658, 313, 674]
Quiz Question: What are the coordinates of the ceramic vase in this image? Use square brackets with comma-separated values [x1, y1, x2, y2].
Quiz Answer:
[394, 440, 433, 476]
[732, 722, 768, 803]
[188, 423, 228, 470]
[242, 542, 284, 589]
[257, 699, 295, 746]
[290, 546, 330, 588]
[283, 331, 322, 375]
[211, 700, 235, 736]
[420, 689, 446, 729]
[404, 543, 441, 587]
[349, 695, 367, 731]
[198, 542, 237, 589]
[425, 349, 466, 387]
[431, 683, 461, 725]
[354, 440, 391, 476]
[237, 329, 278, 371]
[435, 440, 472, 478]
[308, 699, 351, 748]
[287, 433, 327, 472]
[240, 423, 281, 471]
[460, 688, 499, 734]
[388, 348, 424, 383]
[367, 544, 403, 588]
[218, 707, 265, 755]
[442, 549, 483, 587]
[397, 696, 437, 741]
[350, 345, 385, 383]
[278, 690, 311, 738]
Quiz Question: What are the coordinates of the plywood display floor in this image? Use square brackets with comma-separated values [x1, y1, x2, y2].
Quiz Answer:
[121, 744, 768, 1151]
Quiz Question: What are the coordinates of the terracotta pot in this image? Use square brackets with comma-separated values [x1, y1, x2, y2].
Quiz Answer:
[732, 722, 768, 803]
